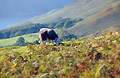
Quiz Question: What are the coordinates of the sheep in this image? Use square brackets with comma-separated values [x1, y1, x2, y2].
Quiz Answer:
[39, 28, 60, 45]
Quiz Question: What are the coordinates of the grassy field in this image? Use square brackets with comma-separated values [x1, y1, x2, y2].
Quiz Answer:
[0, 33, 39, 46]
[0, 30, 120, 78]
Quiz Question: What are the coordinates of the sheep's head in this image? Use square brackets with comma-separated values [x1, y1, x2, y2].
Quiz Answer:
[54, 38, 61, 45]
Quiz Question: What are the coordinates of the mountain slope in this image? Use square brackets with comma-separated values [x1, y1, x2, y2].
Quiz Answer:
[67, 1, 120, 37]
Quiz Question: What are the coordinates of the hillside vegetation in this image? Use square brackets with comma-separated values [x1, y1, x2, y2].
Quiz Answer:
[0, 18, 79, 39]
[0, 30, 120, 78]
[0, 24, 47, 39]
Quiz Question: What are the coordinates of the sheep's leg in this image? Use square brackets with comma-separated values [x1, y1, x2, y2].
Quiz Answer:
[45, 39, 49, 45]
[39, 34, 43, 45]
[52, 40, 55, 45]
[46, 41, 49, 45]
[39, 40, 43, 45]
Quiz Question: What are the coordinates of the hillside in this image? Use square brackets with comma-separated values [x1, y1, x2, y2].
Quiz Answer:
[67, 1, 120, 37]
[0, 30, 120, 77]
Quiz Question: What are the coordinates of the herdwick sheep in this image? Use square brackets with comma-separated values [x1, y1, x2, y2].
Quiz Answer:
[39, 28, 60, 45]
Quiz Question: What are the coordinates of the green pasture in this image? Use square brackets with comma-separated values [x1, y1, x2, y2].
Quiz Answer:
[0, 33, 38, 46]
